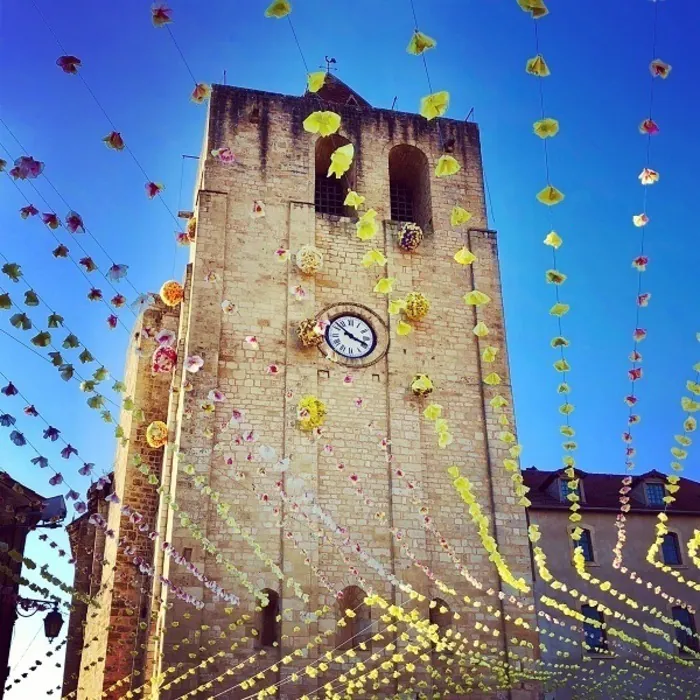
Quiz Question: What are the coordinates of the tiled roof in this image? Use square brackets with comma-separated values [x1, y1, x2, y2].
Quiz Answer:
[522, 467, 700, 514]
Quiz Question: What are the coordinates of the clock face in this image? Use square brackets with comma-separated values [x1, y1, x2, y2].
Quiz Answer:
[325, 315, 377, 359]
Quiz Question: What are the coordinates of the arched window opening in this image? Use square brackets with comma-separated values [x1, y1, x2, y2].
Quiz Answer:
[336, 586, 371, 651]
[662, 532, 683, 566]
[581, 604, 607, 654]
[258, 589, 280, 648]
[315, 136, 354, 217]
[388, 145, 432, 232]
[672, 606, 699, 655]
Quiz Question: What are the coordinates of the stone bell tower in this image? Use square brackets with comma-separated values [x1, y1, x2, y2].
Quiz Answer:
[72, 75, 538, 699]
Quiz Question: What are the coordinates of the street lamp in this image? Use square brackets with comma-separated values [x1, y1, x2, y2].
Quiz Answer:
[43, 607, 64, 641]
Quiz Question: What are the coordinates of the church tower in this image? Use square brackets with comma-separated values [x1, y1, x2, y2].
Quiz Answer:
[70, 76, 538, 699]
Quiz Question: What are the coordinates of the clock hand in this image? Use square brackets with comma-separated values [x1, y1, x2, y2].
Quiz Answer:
[341, 328, 368, 347]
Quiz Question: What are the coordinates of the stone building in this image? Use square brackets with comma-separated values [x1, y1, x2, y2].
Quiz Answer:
[68, 76, 539, 699]
[523, 467, 700, 698]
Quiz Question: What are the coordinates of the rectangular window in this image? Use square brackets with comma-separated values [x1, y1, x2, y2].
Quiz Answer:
[315, 175, 347, 217]
[390, 182, 414, 223]
[559, 479, 580, 503]
[662, 532, 682, 566]
[672, 607, 699, 655]
[645, 482, 665, 506]
[579, 529, 595, 563]
[582, 605, 607, 654]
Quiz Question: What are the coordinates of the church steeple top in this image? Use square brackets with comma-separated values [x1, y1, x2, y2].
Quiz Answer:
[307, 72, 371, 108]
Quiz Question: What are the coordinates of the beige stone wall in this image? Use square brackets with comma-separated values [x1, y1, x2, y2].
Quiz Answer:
[530, 507, 700, 697]
[142, 85, 539, 699]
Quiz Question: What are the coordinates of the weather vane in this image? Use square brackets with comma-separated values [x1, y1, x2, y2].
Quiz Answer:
[322, 56, 337, 74]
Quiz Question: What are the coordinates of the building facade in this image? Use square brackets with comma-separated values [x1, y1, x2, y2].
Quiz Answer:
[69, 77, 539, 699]
[523, 467, 700, 698]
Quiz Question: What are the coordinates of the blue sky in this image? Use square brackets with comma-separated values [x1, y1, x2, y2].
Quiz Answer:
[1, 0, 699, 692]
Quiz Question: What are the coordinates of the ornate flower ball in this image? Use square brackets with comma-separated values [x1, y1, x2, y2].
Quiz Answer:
[297, 318, 324, 348]
[146, 420, 168, 448]
[411, 374, 434, 397]
[397, 222, 424, 252]
[404, 292, 430, 321]
[295, 245, 324, 275]
[297, 395, 327, 432]
[152, 345, 177, 374]
[159, 280, 184, 307]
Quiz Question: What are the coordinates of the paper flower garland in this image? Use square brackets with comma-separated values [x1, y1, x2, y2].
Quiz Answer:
[159, 280, 184, 307]
[146, 420, 168, 448]
[297, 395, 327, 432]
[411, 374, 434, 397]
[295, 245, 324, 275]
[302, 111, 341, 137]
[397, 222, 423, 252]
[296, 319, 324, 348]
[404, 292, 430, 321]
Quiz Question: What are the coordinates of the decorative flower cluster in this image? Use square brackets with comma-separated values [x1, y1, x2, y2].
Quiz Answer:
[296, 318, 324, 348]
[295, 245, 324, 275]
[297, 395, 327, 432]
[397, 222, 423, 252]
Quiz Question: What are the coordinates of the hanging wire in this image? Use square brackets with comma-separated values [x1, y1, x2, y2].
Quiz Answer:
[287, 16, 310, 74]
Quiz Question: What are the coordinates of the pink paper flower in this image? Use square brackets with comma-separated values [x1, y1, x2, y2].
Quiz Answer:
[245, 336, 259, 350]
[633, 328, 647, 342]
[632, 255, 649, 271]
[185, 355, 204, 373]
[152, 345, 177, 374]
[290, 285, 307, 301]
[155, 329, 177, 346]
[275, 248, 290, 262]
[11, 156, 44, 180]
[343, 374, 353, 384]
[251, 200, 265, 218]
[221, 300, 236, 314]
[210, 147, 235, 163]
[41, 213, 61, 229]
[56, 55, 82, 74]
[639, 119, 659, 135]
[323, 444, 334, 455]
[624, 395, 638, 406]
[65, 211, 85, 233]
[628, 368, 642, 381]
[354, 397, 364, 408]
[208, 389, 225, 403]
[637, 293, 651, 307]
[145, 182, 164, 198]
[49, 473, 64, 486]
[151, 3, 173, 27]
[107, 315, 118, 329]
[107, 264, 128, 281]
[111, 294, 126, 308]
[19, 204, 38, 219]
[231, 409, 244, 422]
[266, 364, 280, 375]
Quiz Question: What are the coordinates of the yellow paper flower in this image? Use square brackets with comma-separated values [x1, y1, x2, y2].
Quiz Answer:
[537, 185, 565, 206]
[420, 91, 450, 120]
[450, 206, 472, 226]
[435, 155, 460, 177]
[546, 269, 567, 285]
[397, 320, 413, 336]
[463, 290, 491, 306]
[454, 247, 477, 265]
[307, 71, 326, 93]
[526, 54, 550, 77]
[265, 0, 291, 18]
[411, 374, 434, 396]
[484, 372, 502, 386]
[361, 248, 387, 268]
[550, 302, 570, 317]
[407, 31, 436, 55]
[533, 118, 559, 138]
[543, 231, 562, 248]
[438, 431, 454, 448]
[473, 321, 489, 338]
[423, 403, 442, 420]
[388, 298, 407, 315]
[374, 277, 396, 294]
[482, 346, 498, 363]
[302, 111, 341, 137]
[146, 420, 168, 448]
[160, 280, 184, 307]
[517, 0, 549, 18]
[344, 190, 365, 209]
[356, 208, 379, 240]
[328, 143, 354, 179]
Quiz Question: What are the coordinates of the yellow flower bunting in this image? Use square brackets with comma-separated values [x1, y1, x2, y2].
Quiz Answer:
[356, 208, 379, 240]
[344, 190, 365, 209]
[419, 91, 450, 120]
[307, 71, 326, 93]
[450, 206, 472, 226]
[537, 185, 565, 206]
[526, 54, 550, 77]
[388, 298, 407, 315]
[264, 0, 291, 18]
[361, 248, 387, 268]
[454, 246, 477, 265]
[550, 302, 570, 317]
[302, 111, 341, 136]
[327, 143, 354, 178]
[546, 269, 567, 285]
[423, 403, 442, 421]
[533, 117, 559, 138]
[407, 31, 437, 55]
[435, 155, 460, 177]
[463, 290, 491, 306]
[374, 277, 396, 294]
[473, 321, 489, 338]
[484, 372, 502, 386]
[482, 346, 499, 363]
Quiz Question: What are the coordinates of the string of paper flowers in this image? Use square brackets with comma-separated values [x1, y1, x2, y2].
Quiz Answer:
[613, 0, 671, 567]
[517, 1, 581, 532]
[4, 637, 66, 693]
